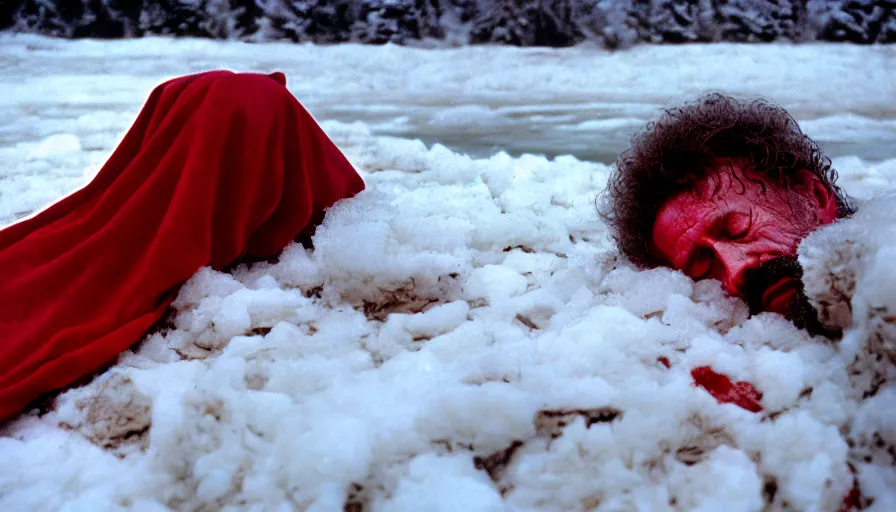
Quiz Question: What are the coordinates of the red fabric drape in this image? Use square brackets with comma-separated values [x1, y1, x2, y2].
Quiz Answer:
[0, 70, 365, 421]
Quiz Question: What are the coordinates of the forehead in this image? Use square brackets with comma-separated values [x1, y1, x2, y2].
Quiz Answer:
[687, 161, 760, 198]
[656, 163, 749, 219]
[662, 160, 785, 210]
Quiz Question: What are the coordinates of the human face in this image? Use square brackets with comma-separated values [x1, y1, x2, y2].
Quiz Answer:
[651, 161, 838, 318]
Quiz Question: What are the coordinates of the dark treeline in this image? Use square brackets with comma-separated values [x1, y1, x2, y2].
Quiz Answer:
[2, 1, 894, 47]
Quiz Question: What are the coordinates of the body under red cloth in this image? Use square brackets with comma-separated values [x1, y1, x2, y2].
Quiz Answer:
[0, 70, 365, 422]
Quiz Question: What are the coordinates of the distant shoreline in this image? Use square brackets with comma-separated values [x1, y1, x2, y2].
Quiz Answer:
[3, 0, 895, 48]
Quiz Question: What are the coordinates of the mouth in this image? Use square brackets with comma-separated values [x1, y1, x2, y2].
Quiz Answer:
[761, 277, 797, 315]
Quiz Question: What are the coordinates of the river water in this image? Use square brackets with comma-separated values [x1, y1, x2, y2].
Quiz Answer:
[1, 35, 895, 224]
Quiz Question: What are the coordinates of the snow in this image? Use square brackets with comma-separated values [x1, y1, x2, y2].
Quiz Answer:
[1, 34, 896, 511]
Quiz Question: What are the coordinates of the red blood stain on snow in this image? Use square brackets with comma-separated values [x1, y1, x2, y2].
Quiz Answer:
[690, 365, 763, 413]
[839, 464, 861, 512]
[659, 361, 858, 508]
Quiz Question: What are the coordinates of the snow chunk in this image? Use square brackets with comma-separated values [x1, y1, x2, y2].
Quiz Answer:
[379, 454, 505, 512]
[406, 300, 470, 338]
[29, 133, 82, 158]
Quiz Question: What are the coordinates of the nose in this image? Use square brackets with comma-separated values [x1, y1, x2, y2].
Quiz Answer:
[708, 241, 756, 296]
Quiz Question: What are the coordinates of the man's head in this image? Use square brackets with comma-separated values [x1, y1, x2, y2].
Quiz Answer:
[600, 93, 855, 333]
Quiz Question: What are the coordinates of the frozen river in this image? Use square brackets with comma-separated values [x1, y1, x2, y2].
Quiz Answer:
[1, 35, 895, 166]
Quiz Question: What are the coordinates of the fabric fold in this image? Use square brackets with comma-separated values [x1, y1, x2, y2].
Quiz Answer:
[0, 70, 365, 421]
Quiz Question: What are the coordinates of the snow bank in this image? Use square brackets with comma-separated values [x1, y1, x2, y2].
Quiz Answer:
[798, 194, 896, 510]
[2, 120, 893, 511]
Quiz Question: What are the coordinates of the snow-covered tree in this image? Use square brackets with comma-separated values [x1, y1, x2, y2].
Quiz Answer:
[254, 0, 443, 44]
[255, 0, 352, 42]
[469, 0, 583, 47]
[631, 0, 716, 43]
[8, 0, 261, 39]
[812, 0, 896, 44]
[569, 0, 641, 49]
[2, 0, 896, 46]
[713, 0, 807, 43]
[11, 0, 141, 38]
[199, 0, 261, 39]
[348, 0, 444, 44]
[138, 0, 260, 39]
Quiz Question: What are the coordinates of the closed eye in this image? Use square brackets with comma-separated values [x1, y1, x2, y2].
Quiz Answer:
[724, 211, 752, 240]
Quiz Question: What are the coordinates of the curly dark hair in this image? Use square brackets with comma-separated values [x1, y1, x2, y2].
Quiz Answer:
[598, 93, 855, 268]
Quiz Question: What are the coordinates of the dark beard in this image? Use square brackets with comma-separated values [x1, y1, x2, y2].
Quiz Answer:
[741, 256, 841, 339]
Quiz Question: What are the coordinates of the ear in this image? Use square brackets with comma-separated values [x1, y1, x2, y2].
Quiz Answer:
[794, 169, 838, 224]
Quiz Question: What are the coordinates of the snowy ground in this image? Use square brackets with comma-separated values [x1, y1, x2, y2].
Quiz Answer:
[1, 35, 896, 511]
